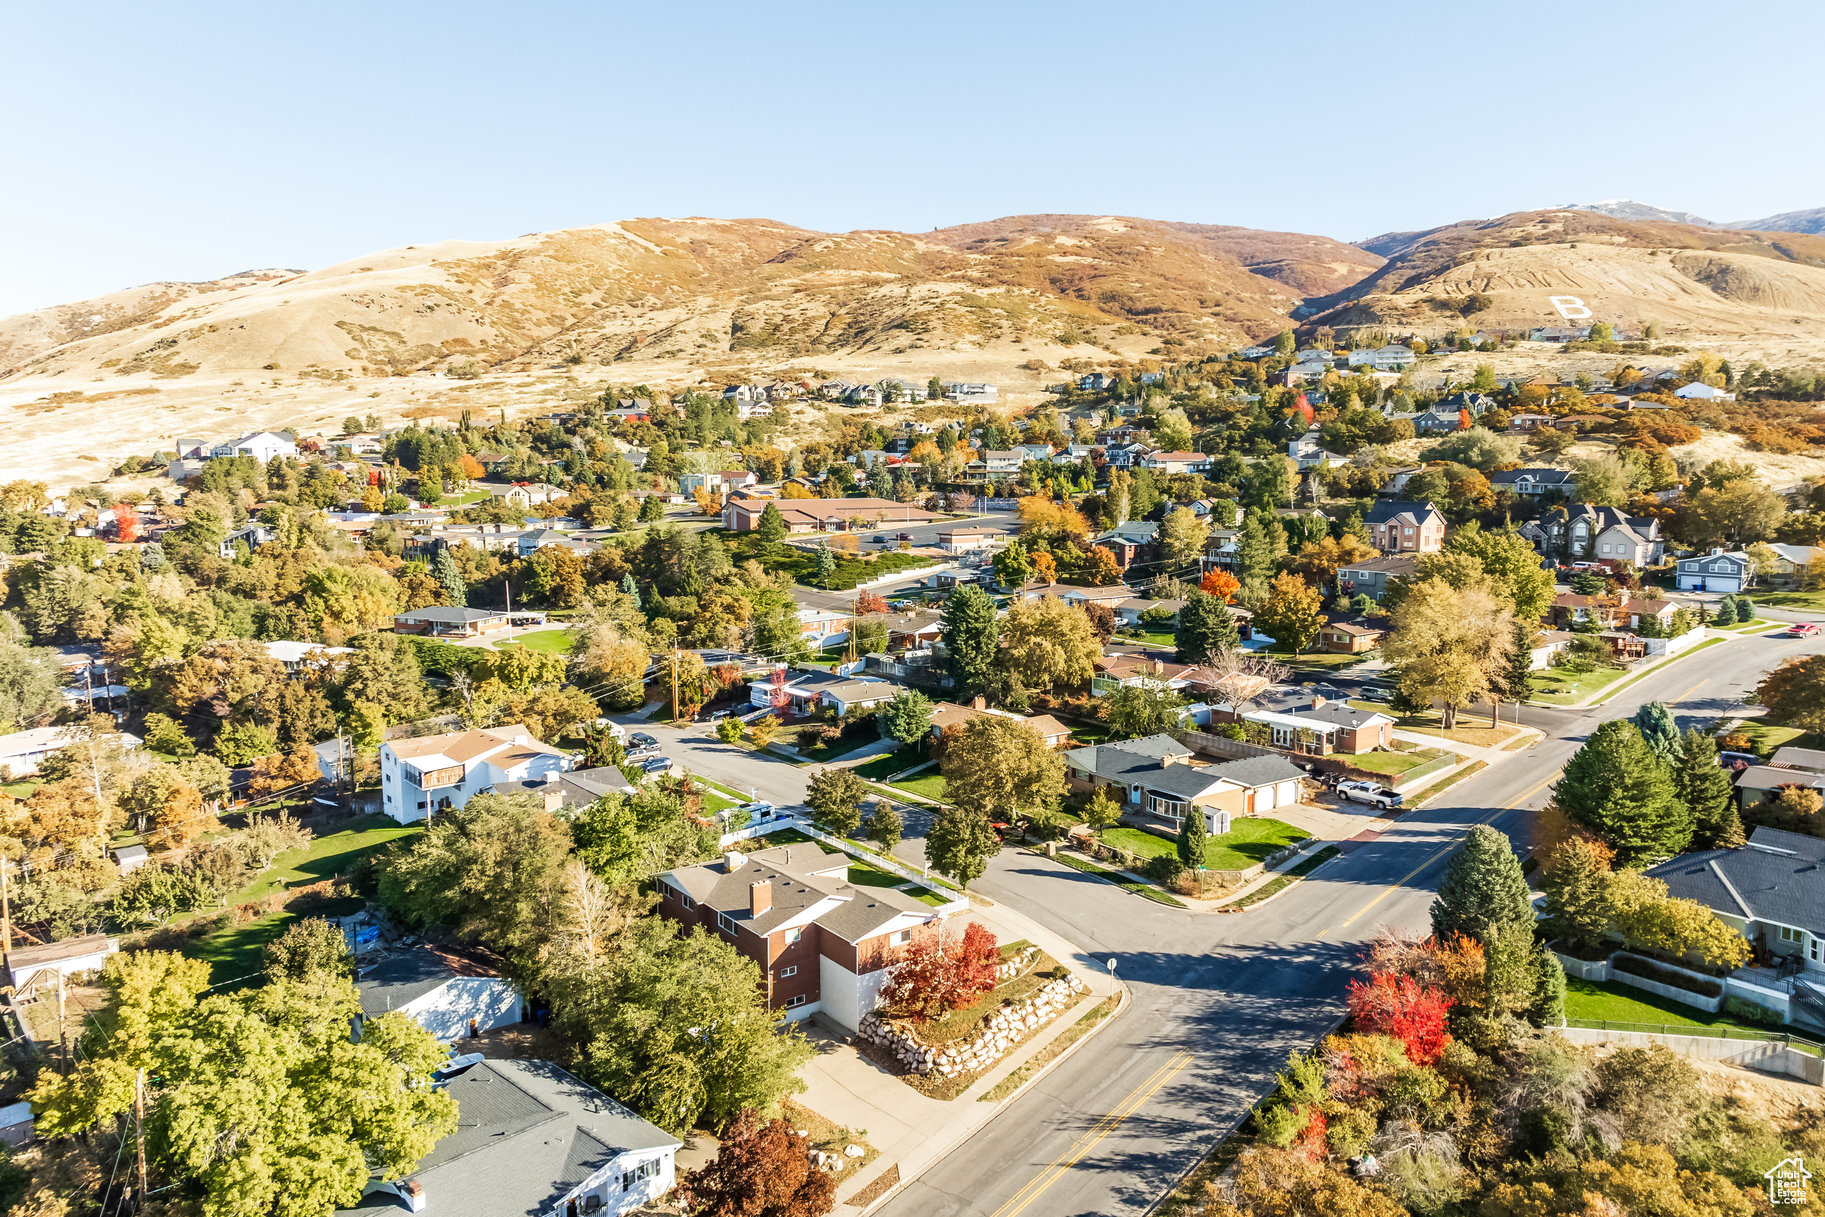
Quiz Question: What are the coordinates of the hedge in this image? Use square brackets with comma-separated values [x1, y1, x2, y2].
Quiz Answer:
[1611, 952, 1722, 998]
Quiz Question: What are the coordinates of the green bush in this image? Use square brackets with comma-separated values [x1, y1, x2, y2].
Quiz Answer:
[1723, 996, 1785, 1027]
[1146, 855, 1186, 887]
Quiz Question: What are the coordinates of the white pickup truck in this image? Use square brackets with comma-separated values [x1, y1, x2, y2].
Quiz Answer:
[1336, 780, 1403, 809]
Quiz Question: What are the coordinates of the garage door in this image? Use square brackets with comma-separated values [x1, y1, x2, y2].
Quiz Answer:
[1255, 783, 1276, 812]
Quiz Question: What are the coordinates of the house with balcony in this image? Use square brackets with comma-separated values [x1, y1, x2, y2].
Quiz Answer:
[379, 725, 569, 824]
[1521, 504, 1663, 567]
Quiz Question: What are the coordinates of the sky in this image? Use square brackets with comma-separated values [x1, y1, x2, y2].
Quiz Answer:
[4, 0, 1823, 317]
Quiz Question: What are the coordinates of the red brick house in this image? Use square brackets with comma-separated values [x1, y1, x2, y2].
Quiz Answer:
[657, 845, 956, 1031]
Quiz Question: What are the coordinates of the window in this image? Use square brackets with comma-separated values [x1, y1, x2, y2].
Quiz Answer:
[718, 912, 738, 935]
[784, 994, 807, 1009]
[1782, 926, 1804, 944]
[621, 1159, 659, 1190]
[783, 927, 802, 945]
[891, 929, 911, 946]
[778, 965, 798, 978]
[680, 894, 695, 911]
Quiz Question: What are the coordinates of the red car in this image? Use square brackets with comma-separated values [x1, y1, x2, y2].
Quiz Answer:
[1788, 622, 1820, 638]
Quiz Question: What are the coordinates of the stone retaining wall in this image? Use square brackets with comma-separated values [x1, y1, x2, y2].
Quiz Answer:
[858, 975, 1088, 1078]
[995, 945, 1040, 981]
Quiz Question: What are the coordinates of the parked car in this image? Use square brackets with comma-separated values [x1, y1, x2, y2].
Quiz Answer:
[1718, 750, 1760, 771]
[640, 756, 676, 775]
[705, 708, 731, 722]
[1789, 623, 1820, 638]
[736, 801, 775, 820]
[896, 532, 913, 541]
[1359, 686, 1393, 703]
[629, 732, 658, 750]
[1336, 780, 1402, 809]
[869, 534, 887, 545]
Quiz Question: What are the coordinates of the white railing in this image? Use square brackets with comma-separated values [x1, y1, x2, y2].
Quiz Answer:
[717, 814, 968, 915]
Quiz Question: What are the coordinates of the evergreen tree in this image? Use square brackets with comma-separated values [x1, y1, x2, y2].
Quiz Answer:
[1175, 589, 1238, 663]
[1492, 621, 1536, 708]
[432, 547, 467, 607]
[1673, 727, 1738, 848]
[1555, 720, 1690, 865]
[1431, 824, 1532, 942]
[1542, 837, 1612, 953]
[1715, 594, 1738, 624]
[1176, 807, 1207, 868]
[815, 542, 837, 589]
[1630, 701, 1681, 762]
[1736, 595, 1756, 623]
[754, 501, 787, 542]
[620, 572, 641, 606]
[1529, 949, 1567, 1027]
[940, 585, 999, 696]
[638, 494, 665, 524]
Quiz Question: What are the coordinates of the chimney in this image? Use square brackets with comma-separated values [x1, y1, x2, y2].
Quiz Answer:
[399, 1181, 426, 1214]
[750, 880, 772, 916]
[971, 695, 987, 711]
[1311, 695, 1327, 710]
[725, 849, 747, 873]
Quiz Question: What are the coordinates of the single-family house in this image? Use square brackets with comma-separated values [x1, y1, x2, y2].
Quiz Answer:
[658, 845, 957, 1029]
[1488, 467, 1575, 499]
[380, 725, 570, 824]
[485, 481, 563, 508]
[393, 606, 515, 638]
[1079, 372, 1114, 392]
[1113, 598, 1184, 628]
[1436, 391, 1497, 419]
[1675, 382, 1736, 401]
[1259, 699, 1396, 753]
[1058, 585, 1138, 608]
[1238, 344, 1274, 359]
[1677, 548, 1753, 594]
[679, 469, 758, 496]
[259, 640, 353, 671]
[1316, 617, 1384, 654]
[1347, 344, 1415, 372]
[879, 610, 943, 651]
[1288, 430, 1348, 470]
[944, 382, 998, 403]
[968, 450, 1024, 477]
[1644, 827, 1825, 975]
[1550, 593, 1621, 629]
[938, 527, 1000, 553]
[1141, 451, 1211, 475]
[1522, 504, 1663, 566]
[4, 934, 119, 993]
[0, 726, 140, 778]
[491, 765, 640, 812]
[928, 698, 1072, 749]
[1335, 554, 1419, 603]
[1363, 501, 1445, 554]
[1064, 735, 1307, 832]
[355, 944, 521, 1042]
[516, 528, 598, 559]
[1762, 544, 1823, 587]
[219, 431, 297, 463]
[346, 1058, 680, 1217]
[1527, 630, 1576, 670]
[1103, 441, 1153, 470]
[722, 496, 940, 533]
[1015, 443, 1054, 462]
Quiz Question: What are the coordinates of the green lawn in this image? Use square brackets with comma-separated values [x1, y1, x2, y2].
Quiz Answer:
[2, 778, 40, 799]
[225, 816, 422, 906]
[1726, 722, 1821, 758]
[1113, 629, 1177, 649]
[1754, 589, 1825, 611]
[724, 537, 936, 591]
[186, 896, 366, 988]
[852, 748, 926, 782]
[1101, 819, 1310, 872]
[1265, 648, 1368, 671]
[1713, 617, 1780, 633]
[1529, 664, 1628, 705]
[493, 629, 570, 653]
[847, 861, 907, 889]
[890, 771, 949, 802]
[1564, 977, 1785, 1036]
[1335, 749, 1435, 777]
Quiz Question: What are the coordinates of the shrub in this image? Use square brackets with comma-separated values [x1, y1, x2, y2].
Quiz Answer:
[1346, 972, 1455, 1065]
[1610, 952, 1722, 997]
[1145, 855, 1185, 887]
[1723, 995, 1785, 1026]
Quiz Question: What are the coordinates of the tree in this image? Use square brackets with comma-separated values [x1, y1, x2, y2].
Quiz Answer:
[1445, 527, 1557, 622]
[942, 716, 1066, 828]
[1555, 720, 1688, 865]
[1607, 870, 1750, 969]
[1253, 572, 1324, 656]
[806, 767, 868, 837]
[925, 802, 999, 889]
[1630, 701, 1681, 762]
[1152, 408, 1194, 453]
[992, 539, 1034, 588]
[866, 800, 903, 852]
[30, 953, 457, 1217]
[1200, 569, 1240, 603]
[1345, 972, 1454, 1065]
[1673, 728, 1741, 847]
[682, 1107, 836, 1217]
[264, 916, 353, 982]
[1200, 1147, 1407, 1217]
[878, 689, 934, 747]
[755, 501, 787, 542]
[1100, 681, 1187, 740]
[1176, 806, 1207, 868]
[1272, 329, 1295, 355]
[0, 637, 61, 733]
[1156, 506, 1211, 570]
[1542, 837, 1613, 954]
[431, 546, 467, 607]
[880, 922, 998, 1021]
[1083, 786, 1122, 832]
[748, 714, 781, 748]
[1176, 589, 1239, 663]
[1683, 477, 1787, 548]
[639, 493, 665, 524]
[1757, 654, 1825, 736]
[1381, 577, 1515, 728]
[1431, 824, 1533, 942]
[940, 585, 999, 697]
[999, 596, 1100, 692]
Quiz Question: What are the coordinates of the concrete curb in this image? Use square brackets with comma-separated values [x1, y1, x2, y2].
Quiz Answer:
[847, 979, 1133, 1216]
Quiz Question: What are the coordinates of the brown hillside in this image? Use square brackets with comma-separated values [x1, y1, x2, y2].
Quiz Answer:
[1315, 210, 1825, 344]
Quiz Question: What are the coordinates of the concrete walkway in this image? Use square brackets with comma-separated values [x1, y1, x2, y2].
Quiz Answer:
[795, 899, 1128, 1211]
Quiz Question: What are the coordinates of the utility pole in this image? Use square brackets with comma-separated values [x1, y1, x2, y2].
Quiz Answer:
[505, 577, 515, 643]
[0, 856, 11, 959]
[134, 1067, 149, 1202]
[670, 646, 680, 726]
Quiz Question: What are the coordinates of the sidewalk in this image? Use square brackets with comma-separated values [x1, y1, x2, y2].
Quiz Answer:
[798, 899, 1128, 1211]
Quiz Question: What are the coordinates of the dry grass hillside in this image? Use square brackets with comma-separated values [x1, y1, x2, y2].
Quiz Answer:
[1318, 210, 1825, 353]
[0, 214, 1376, 488]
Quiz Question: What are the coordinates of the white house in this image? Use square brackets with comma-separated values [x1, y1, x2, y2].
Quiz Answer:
[1140, 451, 1211, 475]
[347, 1059, 680, 1217]
[679, 469, 758, 496]
[1675, 382, 1736, 401]
[355, 944, 521, 1042]
[380, 725, 570, 824]
[0, 726, 141, 778]
[5, 935, 119, 993]
[943, 382, 998, 403]
[1348, 345, 1415, 371]
[213, 431, 297, 463]
[1677, 548, 1753, 594]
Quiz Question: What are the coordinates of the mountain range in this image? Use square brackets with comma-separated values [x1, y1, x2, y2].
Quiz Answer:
[3, 205, 1825, 489]
[1568, 199, 1825, 235]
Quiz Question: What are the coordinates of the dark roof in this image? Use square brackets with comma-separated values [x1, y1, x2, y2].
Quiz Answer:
[1362, 500, 1442, 527]
[1298, 702, 1392, 730]
[1200, 754, 1307, 788]
[1488, 467, 1575, 487]
[346, 1059, 678, 1217]
[491, 766, 637, 806]
[1064, 737, 1301, 797]
[1338, 554, 1421, 577]
[395, 606, 508, 624]
[1644, 827, 1825, 932]
[661, 845, 934, 943]
[357, 945, 500, 1018]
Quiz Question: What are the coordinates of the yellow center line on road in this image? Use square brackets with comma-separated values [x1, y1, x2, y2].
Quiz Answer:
[988, 1050, 1194, 1217]
[1671, 678, 1709, 704]
[1315, 768, 1563, 941]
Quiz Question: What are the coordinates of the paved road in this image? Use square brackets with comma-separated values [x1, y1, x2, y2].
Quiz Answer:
[868, 626, 1825, 1217]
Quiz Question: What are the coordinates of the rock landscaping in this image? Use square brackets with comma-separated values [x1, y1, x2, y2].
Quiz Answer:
[858, 974, 1088, 1080]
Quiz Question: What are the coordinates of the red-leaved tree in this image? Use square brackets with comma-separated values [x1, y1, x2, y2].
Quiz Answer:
[854, 590, 890, 615]
[880, 922, 999, 1021]
[113, 503, 138, 543]
[1200, 569, 1241, 603]
[682, 1107, 836, 1217]
[1345, 972, 1455, 1065]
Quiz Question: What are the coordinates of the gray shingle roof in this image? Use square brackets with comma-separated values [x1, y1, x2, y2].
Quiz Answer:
[396, 606, 507, 624]
[357, 945, 500, 1018]
[345, 1059, 678, 1217]
[1064, 737, 1302, 797]
[1645, 827, 1825, 932]
[1363, 500, 1442, 528]
[662, 846, 932, 943]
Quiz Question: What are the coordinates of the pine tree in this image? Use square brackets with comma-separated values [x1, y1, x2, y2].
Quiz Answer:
[639, 494, 665, 524]
[1431, 824, 1533, 942]
[1555, 720, 1690, 865]
[1674, 728, 1737, 848]
[940, 585, 999, 696]
[1542, 837, 1612, 953]
[1630, 701, 1681, 762]
[1175, 589, 1238, 663]
[1529, 949, 1566, 1027]
[1492, 621, 1536, 708]
[755, 501, 787, 542]
[1177, 807, 1207, 868]
[1736, 595, 1757, 623]
[432, 547, 467, 607]
[620, 572, 641, 605]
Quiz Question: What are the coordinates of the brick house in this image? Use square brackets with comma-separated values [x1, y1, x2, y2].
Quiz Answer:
[1363, 501, 1445, 553]
[657, 845, 954, 1031]
[1316, 617, 1384, 654]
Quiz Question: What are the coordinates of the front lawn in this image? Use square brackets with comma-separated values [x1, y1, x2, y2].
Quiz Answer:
[890, 771, 948, 802]
[1563, 977, 1791, 1039]
[846, 861, 906, 889]
[1528, 664, 1628, 705]
[1380, 713, 1526, 749]
[1754, 589, 1825, 611]
[852, 748, 926, 782]
[1726, 721, 1822, 758]
[1113, 629, 1177, 649]
[1100, 819, 1310, 872]
[1334, 748, 1436, 777]
[492, 629, 569, 654]
[1262, 647, 1367, 671]
[186, 896, 366, 988]
[724, 537, 936, 591]
[226, 816, 422, 906]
